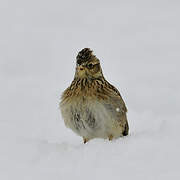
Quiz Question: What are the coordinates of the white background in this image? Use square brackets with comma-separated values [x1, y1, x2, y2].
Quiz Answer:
[0, 0, 180, 179]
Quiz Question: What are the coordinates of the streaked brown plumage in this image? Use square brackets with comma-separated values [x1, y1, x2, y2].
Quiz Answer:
[60, 48, 129, 143]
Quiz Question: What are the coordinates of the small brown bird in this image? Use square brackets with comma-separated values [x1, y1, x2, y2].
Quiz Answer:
[60, 48, 129, 143]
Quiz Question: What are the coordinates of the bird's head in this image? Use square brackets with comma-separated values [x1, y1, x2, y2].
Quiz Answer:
[75, 48, 103, 79]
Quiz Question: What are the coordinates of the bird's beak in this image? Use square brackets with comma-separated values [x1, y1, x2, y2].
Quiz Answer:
[76, 65, 87, 77]
[77, 65, 85, 72]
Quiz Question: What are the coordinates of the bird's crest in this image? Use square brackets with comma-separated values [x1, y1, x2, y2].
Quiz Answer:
[76, 48, 94, 65]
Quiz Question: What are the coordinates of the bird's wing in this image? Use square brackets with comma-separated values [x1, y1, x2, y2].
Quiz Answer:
[104, 80, 127, 114]
[102, 83, 129, 134]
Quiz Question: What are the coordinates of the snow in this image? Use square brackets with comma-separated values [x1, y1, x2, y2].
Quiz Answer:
[0, 0, 180, 179]
[116, 107, 120, 112]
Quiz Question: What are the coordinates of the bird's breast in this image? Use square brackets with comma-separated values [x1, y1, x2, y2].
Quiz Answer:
[60, 97, 117, 138]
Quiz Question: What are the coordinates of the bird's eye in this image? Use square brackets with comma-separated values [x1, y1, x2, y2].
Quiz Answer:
[87, 63, 94, 69]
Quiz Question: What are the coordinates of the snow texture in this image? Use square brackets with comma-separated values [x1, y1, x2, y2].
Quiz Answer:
[0, 0, 180, 179]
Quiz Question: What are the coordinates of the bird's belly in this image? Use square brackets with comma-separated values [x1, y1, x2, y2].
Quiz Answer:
[61, 101, 122, 139]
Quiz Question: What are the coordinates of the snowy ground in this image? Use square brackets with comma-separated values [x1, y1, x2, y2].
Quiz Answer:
[1, 0, 180, 179]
